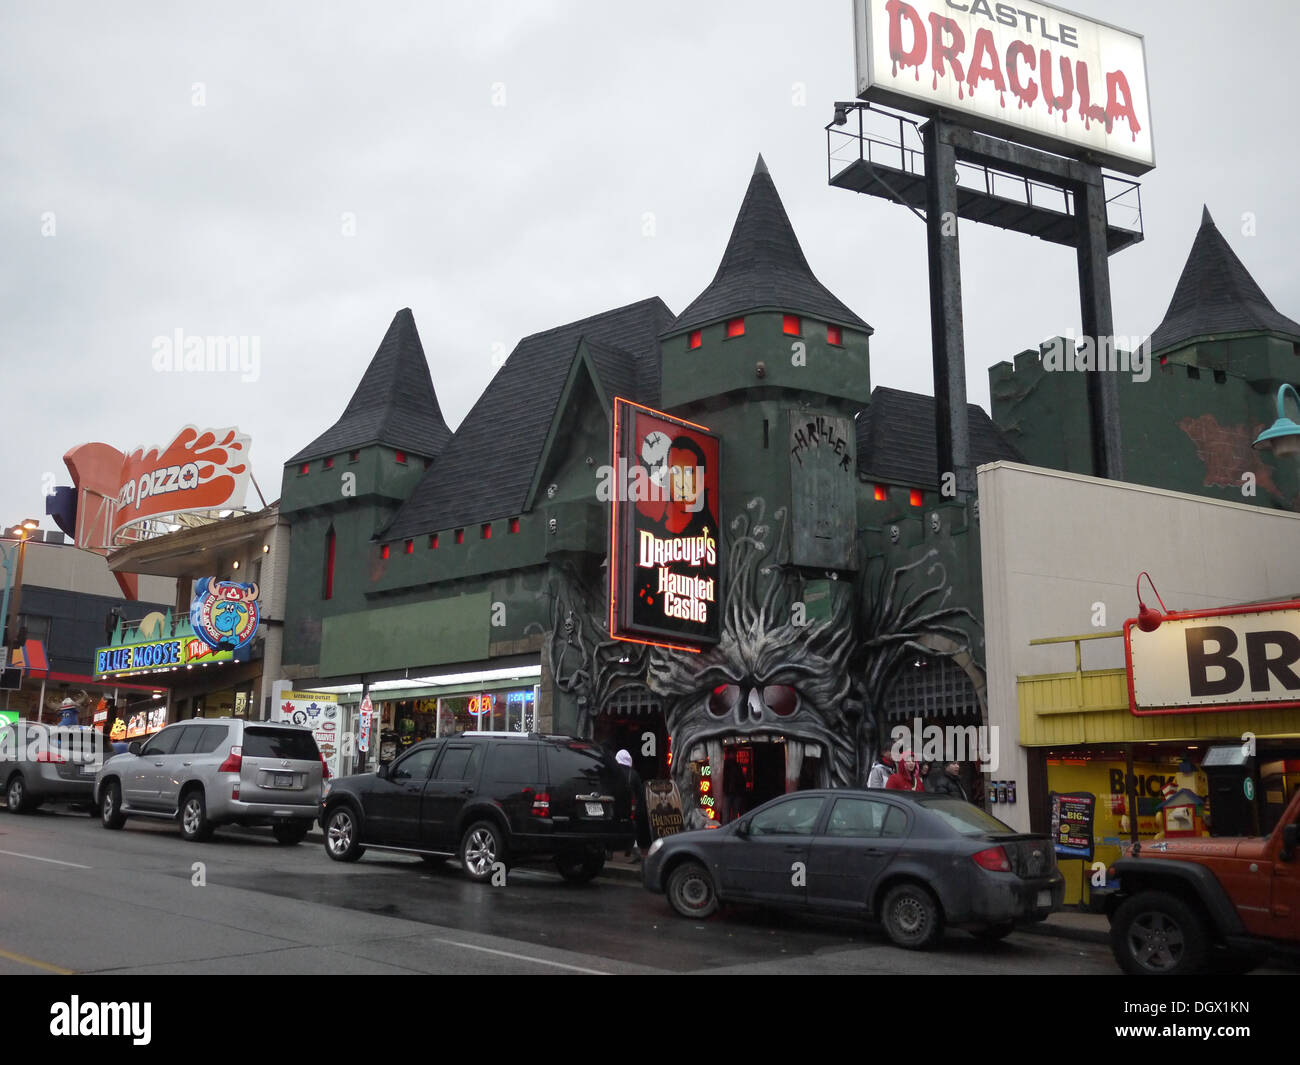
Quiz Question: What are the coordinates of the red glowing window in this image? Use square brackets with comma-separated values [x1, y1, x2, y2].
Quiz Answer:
[404, 539, 414, 555]
[481, 523, 492, 540]
[1159, 355, 1168, 366]
[874, 484, 888, 502]
[430, 534, 438, 549]
[509, 517, 520, 534]
[688, 330, 702, 349]
[909, 489, 923, 507]
[455, 528, 465, 544]
[299, 463, 309, 476]
[324, 456, 334, 470]
[381, 544, 390, 560]
[395, 450, 407, 464]
[323, 526, 336, 600]
[349, 450, 360, 462]
[827, 325, 843, 346]
[783, 315, 801, 336]
[725, 318, 745, 338]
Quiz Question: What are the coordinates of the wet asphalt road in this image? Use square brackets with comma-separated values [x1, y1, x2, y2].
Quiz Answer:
[0, 803, 1144, 974]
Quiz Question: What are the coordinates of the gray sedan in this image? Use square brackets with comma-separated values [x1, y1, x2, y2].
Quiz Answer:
[642, 789, 1064, 949]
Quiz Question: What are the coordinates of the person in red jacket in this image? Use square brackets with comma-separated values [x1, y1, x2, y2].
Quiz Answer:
[886, 751, 924, 791]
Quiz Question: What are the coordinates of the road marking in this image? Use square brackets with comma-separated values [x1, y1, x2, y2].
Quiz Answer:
[0, 849, 91, 869]
[0, 946, 75, 974]
[431, 937, 608, 974]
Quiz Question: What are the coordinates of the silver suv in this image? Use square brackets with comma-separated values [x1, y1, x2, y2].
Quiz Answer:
[95, 718, 325, 843]
[1, 721, 103, 814]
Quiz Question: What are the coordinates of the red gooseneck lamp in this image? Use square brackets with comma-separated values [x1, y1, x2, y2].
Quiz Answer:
[1135, 571, 1168, 633]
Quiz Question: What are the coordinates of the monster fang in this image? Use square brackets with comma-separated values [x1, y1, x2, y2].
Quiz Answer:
[885, 0, 1142, 137]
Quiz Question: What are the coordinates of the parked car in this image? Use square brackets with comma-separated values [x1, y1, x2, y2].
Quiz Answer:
[1097, 786, 1300, 975]
[320, 733, 635, 881]
[643, 789, 1064, 948]
[0, 721, 103, 814]
[95, 718, 326, 843]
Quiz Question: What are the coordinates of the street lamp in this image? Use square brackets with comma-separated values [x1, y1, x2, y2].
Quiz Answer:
[1, 518, 41, 652]
[1252, 384, 1300, 457]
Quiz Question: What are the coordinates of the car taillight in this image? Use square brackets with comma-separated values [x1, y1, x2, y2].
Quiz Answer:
[972, 846, 1012, 872]
[218, 746, 243, 773]
[530, 789, 550, 817]
[36, 751, 66, 764]
[320, 753, 330, 781]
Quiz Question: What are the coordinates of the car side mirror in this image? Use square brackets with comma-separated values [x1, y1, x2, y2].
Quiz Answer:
[735, 820, 749, 838]
[1283, 823, 1298, 861]
[376, 763, 389, 780]
[128, 741, 142, 756]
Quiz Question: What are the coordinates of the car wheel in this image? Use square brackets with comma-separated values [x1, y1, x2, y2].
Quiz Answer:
[1111, 892, 1209, 975]
[666, 861, 718, 919]
[324, 805, 365, 862]
[881, 883, 943, 950]
[101, 781, 126, 829]
[970, 921, 1016, 941]
[272, 821, 310, 845]
[460, 821, 507, 883]
[6, 774, 32, 814]
[179, 790, 215, 842]
[555, 849, 605, 883]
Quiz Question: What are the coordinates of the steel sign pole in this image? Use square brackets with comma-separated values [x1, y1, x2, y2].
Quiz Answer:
[1075, 167, 1125, 480]
[923, 117, 973, 497]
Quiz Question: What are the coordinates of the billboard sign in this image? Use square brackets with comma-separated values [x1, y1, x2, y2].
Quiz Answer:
[1125, 601, 1300, 716]
[190, 577, 261, 652]
[609, 398, 722, 651]
[853, 0, 1154, 175]
[274, 688, 342, 781]
[112, 426, 251, 541]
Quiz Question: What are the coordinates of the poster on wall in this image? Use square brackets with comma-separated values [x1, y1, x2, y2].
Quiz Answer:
[1049, 791, 1096, 859]
[610, 398, 722, 652]
[645, 779, 685, 839]
[274, 687, 342, 780]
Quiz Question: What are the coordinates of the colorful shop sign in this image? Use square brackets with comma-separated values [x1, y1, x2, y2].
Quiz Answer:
[1049, 791, 1095, 859]
[94, 635, 233, 677]
[1125, 600, 1300, 716]
[112, 426, 252, 542]
[609, 398, 722, 652]
[190, 577, 261, 652]
[274, 688, 342, 780]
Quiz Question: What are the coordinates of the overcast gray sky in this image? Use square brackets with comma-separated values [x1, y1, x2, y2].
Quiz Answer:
[3, 0, 1297, 535]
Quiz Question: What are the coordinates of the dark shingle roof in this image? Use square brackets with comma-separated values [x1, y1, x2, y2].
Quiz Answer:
[667, 155, 871, 337]
[1147, 206, 1300, 356]
[584, 338, 640, 408]
[288, 309, 452, 464]
[856, 386, 1021, 488]
[380, 298, 674, 540]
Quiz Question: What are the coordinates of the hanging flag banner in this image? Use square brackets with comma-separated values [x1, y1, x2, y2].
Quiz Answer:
[358, 695, 374, 753]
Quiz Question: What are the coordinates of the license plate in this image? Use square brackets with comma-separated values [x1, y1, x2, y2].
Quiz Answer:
[584, 802, 604, 816]
[275, 773, 294, 788]
[1036, 889, 1052, 908]
[81, 764, 97, 775]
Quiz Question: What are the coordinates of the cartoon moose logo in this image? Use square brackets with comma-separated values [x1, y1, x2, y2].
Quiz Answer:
[190, 577, 261, 653]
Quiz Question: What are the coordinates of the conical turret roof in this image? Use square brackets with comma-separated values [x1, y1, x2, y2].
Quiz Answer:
[667, 155, 871, 336]
[1147, 207, 1300, 356]
[288, 308, 452, 464]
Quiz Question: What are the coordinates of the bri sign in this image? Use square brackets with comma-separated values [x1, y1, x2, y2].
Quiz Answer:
[853, 0, 1154, 175]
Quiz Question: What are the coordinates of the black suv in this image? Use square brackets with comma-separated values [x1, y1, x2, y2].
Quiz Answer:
[320, 733, 634, 882]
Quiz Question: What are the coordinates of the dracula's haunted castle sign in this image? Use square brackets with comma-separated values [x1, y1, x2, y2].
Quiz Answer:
[609, 398, 722, 651]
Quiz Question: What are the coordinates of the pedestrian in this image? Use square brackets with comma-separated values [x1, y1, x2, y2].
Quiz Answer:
[928, 760, 970, 801]
[866, 749, 895, 789]
[886, 751, 924, 791]
[616, 749, 650, 861]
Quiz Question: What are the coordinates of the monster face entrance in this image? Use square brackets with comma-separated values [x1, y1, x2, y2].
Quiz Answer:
[715, 738, 820, 823]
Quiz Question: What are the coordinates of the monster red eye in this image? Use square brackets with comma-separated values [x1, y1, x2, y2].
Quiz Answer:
[709, 685, 740, 716]
[763, 685, 797, 716]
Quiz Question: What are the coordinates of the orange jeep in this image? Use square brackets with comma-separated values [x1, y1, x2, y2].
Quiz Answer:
[1101, 787, 1300, 975]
